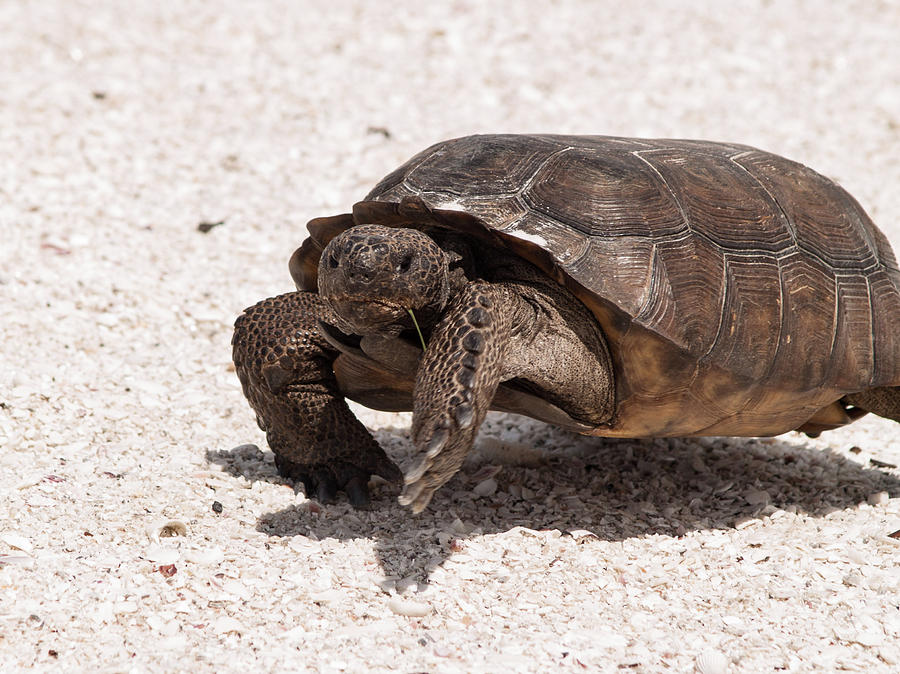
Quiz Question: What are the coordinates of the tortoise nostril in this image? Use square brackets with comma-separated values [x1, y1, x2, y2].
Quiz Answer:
[399, 254, 413, 273]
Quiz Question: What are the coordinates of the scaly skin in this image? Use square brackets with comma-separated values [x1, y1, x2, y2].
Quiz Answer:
[232, 292, 401, 506]
[400, 283, 511, 512]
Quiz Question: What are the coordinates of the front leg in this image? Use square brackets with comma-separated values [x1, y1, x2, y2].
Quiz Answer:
[399, 271, 616, 512]
[232, 291, 401, 507]
[400, 283, 512, 512]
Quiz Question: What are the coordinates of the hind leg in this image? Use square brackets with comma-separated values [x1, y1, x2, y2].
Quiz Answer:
[232, 291, 401, 506]
[844, 386, 900, 424]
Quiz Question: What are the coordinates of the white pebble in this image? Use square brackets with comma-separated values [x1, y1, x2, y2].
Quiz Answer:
[115, 601, 138, 614]
[473, 477, 498, 497]
[309, 589, 343, 605]
[845, 547, 868, 565]
[213, 616, 244, 635]
[281, 625, 309, 642]
[184, 547, 224, 564]
[450, 518, 468, 535]
[220, 579, 250, 600]
[376, 577, 397, 594]
[146, 614, 180, 636]
[594, 630, 628, 649]
[745, 489, 770, 506]
[1, 533, 33, 554]
[0, 555, 33, 568]
[841, 571, 864, 587]
[14, 476, 42, 490]
[568, 529, 599, 543]
[879, 646, 899, 665]
[387, 597, 431, 617]
[867, 491, 889, 506]
[852, 627, 884, 647]
[721, 615, 748, 636]
[395, 575, 419, 594]
[145, 545, 180, 564]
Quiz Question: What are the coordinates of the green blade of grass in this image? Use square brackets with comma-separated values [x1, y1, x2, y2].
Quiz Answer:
[407, 309, 427, 351]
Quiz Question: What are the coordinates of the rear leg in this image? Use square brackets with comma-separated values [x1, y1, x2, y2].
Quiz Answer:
[844, 386, 900, 424]
[232, 291, 401, 506]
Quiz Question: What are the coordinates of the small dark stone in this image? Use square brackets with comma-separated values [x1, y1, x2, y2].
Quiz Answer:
[212, 500, 223, 514]
[158, 564, 177, 578]
[367, 126, 392, 139]
[197, 221, 224, 233]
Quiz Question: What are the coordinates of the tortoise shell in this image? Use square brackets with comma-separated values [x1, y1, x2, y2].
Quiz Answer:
[292, 135, 900, 438]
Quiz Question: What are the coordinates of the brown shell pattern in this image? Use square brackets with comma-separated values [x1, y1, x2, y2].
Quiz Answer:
[300, 135, 900, 437]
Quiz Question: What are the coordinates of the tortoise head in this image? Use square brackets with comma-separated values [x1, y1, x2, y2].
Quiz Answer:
[317, 224, 451, 336]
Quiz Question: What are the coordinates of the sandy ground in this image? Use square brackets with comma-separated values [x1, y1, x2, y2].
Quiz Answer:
[2, 1, 900, 671]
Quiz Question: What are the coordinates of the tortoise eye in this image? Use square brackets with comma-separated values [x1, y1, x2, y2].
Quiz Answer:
[399, 254, 413, 273]
[328, 254, 339, 269]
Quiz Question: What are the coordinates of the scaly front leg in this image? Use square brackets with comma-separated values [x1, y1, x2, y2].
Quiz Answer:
[400, 283, 513, 512]
[232, 291, 401, 507]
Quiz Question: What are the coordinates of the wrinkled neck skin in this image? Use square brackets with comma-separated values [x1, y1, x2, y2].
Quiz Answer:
[317, 224, 472, 340]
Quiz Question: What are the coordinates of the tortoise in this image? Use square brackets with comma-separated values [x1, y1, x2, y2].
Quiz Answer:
[232, 134, 900, 512]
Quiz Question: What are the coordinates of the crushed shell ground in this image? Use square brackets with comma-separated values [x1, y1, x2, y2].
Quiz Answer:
[2, 1, 900, 672]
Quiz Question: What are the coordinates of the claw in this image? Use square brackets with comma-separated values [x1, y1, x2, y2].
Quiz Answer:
[299, 474, 316, 495]
[409, 484, 436, 514]
[399, 463, 440, 513]
[411, 497, 432, 514]
[315, 468, 338, 503]
[398, 479, 425, 507]
[345, 475, 371, 508]
[454, 403, 474, 429]
[423, 427, 449, 459]
[404, 457, 429, 485]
